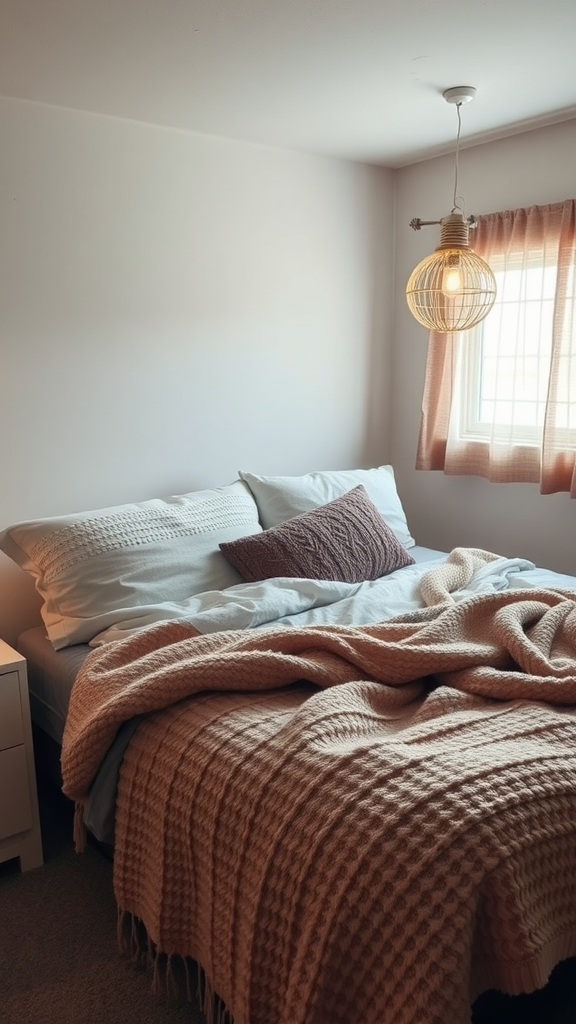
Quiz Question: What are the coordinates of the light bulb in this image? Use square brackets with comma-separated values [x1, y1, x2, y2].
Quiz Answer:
[441, 260, 463, 295]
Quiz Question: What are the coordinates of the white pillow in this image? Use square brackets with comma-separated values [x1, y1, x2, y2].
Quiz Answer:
[238, 466, 415, 549]
[0, 481, 262, 649]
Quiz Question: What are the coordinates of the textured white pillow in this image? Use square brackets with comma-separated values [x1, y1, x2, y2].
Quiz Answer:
[0, 481, 262, 649]
[238, 466, 415, 549]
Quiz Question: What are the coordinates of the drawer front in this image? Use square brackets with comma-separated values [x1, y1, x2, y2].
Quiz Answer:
[0, 745, 32, 840]
[0, 672, 24, 750]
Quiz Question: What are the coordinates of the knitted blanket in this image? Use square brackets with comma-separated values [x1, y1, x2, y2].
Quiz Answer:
[61, 567, 576, 1024]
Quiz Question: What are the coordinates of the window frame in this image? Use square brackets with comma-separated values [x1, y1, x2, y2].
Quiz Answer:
[454, 248, 576, 450]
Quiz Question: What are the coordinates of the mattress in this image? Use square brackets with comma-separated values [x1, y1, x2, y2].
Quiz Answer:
[18, 626, 135, 843]
[18, 627, 90, 744]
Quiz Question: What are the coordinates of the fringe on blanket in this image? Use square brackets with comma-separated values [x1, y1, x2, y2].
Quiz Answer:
[117, 910, 234, 1024]
[70, 807, 234, 1021]
[73, 801, 87, 853]
[196, 963, 235, 1024]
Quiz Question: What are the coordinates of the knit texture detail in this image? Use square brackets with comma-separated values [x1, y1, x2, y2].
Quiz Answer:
[219, 484, 414, 583]
[61, 557, 576, 1024]
[29, 490, 259, 581]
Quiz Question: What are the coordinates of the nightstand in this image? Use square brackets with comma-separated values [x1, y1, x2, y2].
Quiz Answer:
[0, 639, 43, 870]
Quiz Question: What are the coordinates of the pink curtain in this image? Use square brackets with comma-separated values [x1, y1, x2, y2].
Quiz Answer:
[416, 199, 576, 495]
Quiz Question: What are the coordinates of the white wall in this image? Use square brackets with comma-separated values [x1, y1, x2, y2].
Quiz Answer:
[0, 96, 395, 643]
[392, 119, 576, 573]
[4, 95, 574, 646]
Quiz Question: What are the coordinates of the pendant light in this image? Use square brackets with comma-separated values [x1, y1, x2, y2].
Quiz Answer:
[406, 87, 497, 332]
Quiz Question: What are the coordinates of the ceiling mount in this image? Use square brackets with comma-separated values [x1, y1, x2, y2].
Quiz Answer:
[443, 86, 476, 106]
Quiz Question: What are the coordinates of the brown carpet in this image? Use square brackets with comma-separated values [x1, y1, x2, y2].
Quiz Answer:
[0, 780, 207, 1024]
[1, 779, 575, 1024]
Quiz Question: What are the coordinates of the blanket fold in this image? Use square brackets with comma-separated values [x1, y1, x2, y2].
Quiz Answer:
[62, 584, 576, 803]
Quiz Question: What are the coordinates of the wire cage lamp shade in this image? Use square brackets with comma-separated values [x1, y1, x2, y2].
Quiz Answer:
[406, 87, 497, 332]
[406, 212, 497, 332]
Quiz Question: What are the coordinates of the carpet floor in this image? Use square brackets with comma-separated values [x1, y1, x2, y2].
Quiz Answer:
[0, 781, 207, 1024]
[1, 778, 575, 1024]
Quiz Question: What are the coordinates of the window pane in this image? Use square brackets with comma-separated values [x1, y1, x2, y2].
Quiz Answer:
[493, 400, 514, 422]
[522, 302, 554, 356]
[470, 257, 562, 434]
[497, 268, 521, 302]
[455, 221, 576, 452]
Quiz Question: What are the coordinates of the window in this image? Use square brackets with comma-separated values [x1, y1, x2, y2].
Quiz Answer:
[416, 199, 576, 495]
[460, 254, 570, 442]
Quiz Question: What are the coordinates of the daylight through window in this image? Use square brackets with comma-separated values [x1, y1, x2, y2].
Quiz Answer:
[416, 199, 576, 495]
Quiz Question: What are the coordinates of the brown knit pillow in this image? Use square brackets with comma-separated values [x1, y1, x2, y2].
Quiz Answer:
[219, 485, 415, 583]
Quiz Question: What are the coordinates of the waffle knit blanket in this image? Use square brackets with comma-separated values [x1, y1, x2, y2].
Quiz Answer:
[61, 556, 576, 1024]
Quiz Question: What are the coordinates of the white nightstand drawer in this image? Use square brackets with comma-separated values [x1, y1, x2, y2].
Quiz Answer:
[0, 639, 43, 869]
[0, 745, 33, 840]
[0, 671, 25, 750]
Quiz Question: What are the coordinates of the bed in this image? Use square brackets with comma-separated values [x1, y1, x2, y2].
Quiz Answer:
[2, 465, 576, 1024]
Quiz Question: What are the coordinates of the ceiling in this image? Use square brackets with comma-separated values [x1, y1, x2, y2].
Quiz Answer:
[2, 0, 576, 168]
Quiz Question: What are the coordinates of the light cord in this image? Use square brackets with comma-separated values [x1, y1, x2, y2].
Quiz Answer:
[451, 103, 464, 214]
